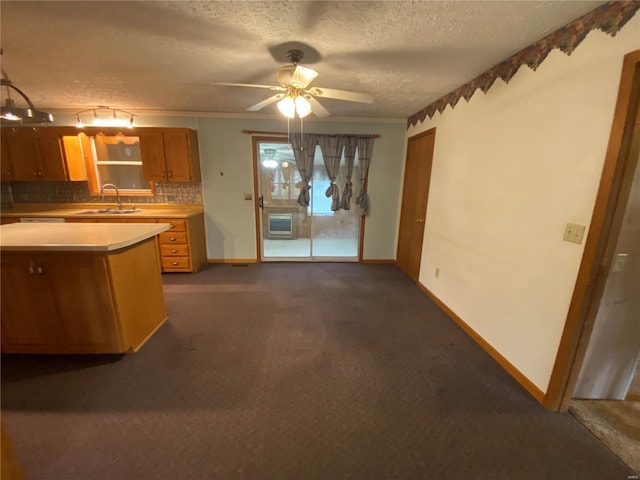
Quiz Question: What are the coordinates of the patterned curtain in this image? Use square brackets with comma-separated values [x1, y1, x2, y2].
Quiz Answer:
[316, 135, 344, 212]
[356, 136, 375, 216]
[290, 133, 317, 207]
[341, 137, 358, 210]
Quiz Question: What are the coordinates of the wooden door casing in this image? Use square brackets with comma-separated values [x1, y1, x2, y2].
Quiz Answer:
[396, 128, 436, 282]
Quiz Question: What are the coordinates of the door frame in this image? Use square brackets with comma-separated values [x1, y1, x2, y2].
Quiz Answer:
[252, 135, 288, 262]
[251, 134, 365, 262]
[544, 49, 640, 411]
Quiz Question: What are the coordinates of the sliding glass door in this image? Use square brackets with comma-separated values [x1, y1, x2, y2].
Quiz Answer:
[256, 139, 360, 261]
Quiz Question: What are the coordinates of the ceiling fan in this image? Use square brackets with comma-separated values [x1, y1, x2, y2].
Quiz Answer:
[215, 49, 373, 118]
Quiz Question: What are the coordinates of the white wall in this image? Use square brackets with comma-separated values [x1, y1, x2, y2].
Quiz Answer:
[406, 16, 640, 393]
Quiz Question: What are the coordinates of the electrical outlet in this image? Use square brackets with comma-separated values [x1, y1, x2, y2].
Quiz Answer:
[563, 222, 586, 245]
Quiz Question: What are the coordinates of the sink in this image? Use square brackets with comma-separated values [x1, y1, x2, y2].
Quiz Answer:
[73, 208, 143, 215]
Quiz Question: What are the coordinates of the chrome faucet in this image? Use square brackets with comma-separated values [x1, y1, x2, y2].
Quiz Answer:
[100, 183, 123, 211]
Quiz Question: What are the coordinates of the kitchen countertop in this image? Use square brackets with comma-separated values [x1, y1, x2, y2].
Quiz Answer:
[0, 222, 170, 252]
[0, 203, 204, 219]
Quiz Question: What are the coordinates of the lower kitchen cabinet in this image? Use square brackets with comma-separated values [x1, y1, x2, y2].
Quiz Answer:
[158, 215, 207, 272]
[1, 238, 167, 354]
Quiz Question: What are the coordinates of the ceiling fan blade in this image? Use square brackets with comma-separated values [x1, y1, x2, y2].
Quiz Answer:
[307, 87, 373, 104]
[292, 65, 318, 88]
[307, 96, 330, 118]
[214, 82, 285, 92]
[247, 94, 285, 112]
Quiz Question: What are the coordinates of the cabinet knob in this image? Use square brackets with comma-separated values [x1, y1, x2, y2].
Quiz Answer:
[168, 170, 172, 178]
[171, 249, 177, 253]
[28, 262, 44, 275]
[169, 237, 176, 241]
[38, 171, 43, 177]
[172, 261, 178, 265]
[33, 171, 38, 176]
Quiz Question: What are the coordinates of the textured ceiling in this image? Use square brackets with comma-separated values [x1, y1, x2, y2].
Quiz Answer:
[0, 0, 606, 121]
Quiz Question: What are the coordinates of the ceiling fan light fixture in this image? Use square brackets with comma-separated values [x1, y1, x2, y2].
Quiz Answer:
[277, 96, 296, 118]
[295, 95, 312, 118]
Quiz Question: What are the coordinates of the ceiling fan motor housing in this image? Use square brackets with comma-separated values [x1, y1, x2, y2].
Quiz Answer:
[277, 64, 318, 89]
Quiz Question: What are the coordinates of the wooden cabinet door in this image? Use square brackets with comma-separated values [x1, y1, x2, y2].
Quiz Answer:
[4, 127, 41, 180]
[46, 255, 120, 350]
[139, 129, 167, 182]
[1, 253, 121, 352]
[35, 128, 68, 181]
[163, 129, 193, 182]
[0, 255, 61, 349]
[1, 129, 14, 181]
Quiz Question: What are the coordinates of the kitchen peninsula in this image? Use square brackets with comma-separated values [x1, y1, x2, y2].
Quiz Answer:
[0, 222, 169, 354]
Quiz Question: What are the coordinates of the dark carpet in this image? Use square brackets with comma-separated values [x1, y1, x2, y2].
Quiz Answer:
[1, 263, 632, 479]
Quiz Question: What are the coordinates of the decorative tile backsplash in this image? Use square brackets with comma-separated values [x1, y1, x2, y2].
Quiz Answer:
[2, 181, 202, 208]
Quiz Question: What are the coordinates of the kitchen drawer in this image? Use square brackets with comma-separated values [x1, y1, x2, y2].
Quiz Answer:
[162, 257, 191, 269]
[161, 244, 189, 256]
[160, 219, 186, 232]
[159, 231, 187, 244]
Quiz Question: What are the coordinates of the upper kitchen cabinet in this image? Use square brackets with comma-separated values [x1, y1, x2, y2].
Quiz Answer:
[138, 128, 201, 183]
[1, 129, 14, 181]
[3, 127, 87, 182]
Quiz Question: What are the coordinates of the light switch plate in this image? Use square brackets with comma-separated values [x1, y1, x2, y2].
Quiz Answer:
[563, 222, 586, 245]
[612, 253, 628, 273]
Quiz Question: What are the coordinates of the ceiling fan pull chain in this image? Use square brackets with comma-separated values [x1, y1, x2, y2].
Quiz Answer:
[287, 117, 290, 145]
[300, 116, 304, 147]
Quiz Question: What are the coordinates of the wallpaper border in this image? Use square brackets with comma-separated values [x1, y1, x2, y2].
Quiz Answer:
[407, 1, 640, 129]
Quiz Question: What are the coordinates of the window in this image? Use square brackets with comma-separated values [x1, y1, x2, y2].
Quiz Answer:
[80, 132, 153, 196]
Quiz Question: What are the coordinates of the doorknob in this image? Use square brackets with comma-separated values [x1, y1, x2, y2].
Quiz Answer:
[416, 219, 424, 224]
[258, 196, 264, 208]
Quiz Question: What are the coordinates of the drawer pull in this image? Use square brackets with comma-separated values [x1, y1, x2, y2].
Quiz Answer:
[172, 262, 178, 265]
[171, 249, 178, 253]
[170, 237, 176, 241]
[170, 224, 176, 229]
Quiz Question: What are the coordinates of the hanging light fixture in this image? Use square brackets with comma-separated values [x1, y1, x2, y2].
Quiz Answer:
[75, 106, 136, 128]
[1, 51, 54, 124]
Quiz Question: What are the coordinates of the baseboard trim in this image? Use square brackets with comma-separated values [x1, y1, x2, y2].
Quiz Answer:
[361, 259, 396, 264]
[207, 258, 258, 264]
[417, 281, 546, 405]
